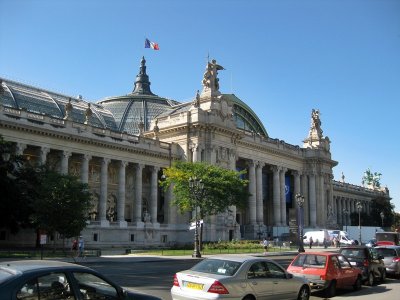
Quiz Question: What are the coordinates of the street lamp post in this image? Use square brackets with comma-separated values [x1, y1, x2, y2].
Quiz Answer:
[295, 193, 305, 253]
[343, 209, 349, 232]
[356, 201, 362, 245]
[380, 211, 384, 228]
[189, 177, 204, 258]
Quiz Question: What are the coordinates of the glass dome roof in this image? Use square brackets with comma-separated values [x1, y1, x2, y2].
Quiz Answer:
[0, 78, 117, 131]
[1, 57, 268, 138]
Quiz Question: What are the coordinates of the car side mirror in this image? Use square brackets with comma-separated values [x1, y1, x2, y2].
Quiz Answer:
[378, 255, 384, 260]
[286, 273, 293, 279]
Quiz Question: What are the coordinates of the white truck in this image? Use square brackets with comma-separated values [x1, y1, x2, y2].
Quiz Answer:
[344, 226, 383, 244]
[328, 230, 355, 245]
[303, 230, 330, 246]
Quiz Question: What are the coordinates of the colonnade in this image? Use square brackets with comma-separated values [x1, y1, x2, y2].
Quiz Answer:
[244, 159, 332, 228]
[333, 195, 370, 227]
[14, 141, 351, 233]
[16, 142, 170, 229]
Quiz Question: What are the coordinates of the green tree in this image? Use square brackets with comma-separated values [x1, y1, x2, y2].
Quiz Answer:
[0, 136, 35, 233]
[350, 197, 395, 228]
[369, 197, 395, 228]
[31, 168, 92, 245]
[160, 161, 249, 246]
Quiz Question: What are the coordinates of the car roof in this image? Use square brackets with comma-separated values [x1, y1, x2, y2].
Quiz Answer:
[296, 252, 338, 256]
[375, 245, 400, 249]
[203, 255, 274, 263]
[0, 260, 91, 273]
[340, 245, 368, 249]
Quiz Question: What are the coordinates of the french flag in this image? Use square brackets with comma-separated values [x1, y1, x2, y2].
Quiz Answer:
[145, 38, 159, 50]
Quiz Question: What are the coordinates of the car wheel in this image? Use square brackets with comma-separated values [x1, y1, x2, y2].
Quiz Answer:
[367, 272, 374, 286]
[380, 268, 386, 282]
[325, 280, 336, 298]
[242, 296, 255, 300]
[297, 285, 310, 300]
[353, 275, 362, 291]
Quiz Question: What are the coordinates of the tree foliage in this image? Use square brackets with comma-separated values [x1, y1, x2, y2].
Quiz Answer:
[350, 197, 395, 228]
[31, 169, 92, 239]
[0, 136, 34, 233]
[160, 161, 249, 220]
[0, 135, 92, 239]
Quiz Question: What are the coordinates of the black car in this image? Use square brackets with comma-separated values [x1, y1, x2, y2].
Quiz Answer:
[0, 260, 161, 300]
[339, 245, 386, 286]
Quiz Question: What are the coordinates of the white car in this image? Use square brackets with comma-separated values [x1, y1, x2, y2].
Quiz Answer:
[171, 255, 310, 300]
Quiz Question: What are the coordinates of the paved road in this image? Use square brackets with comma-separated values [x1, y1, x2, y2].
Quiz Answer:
[70, 248, 400, 300]
[3, 247, 392, 300]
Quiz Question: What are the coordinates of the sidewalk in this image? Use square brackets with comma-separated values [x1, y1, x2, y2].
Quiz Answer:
[55, 246, 338, 264]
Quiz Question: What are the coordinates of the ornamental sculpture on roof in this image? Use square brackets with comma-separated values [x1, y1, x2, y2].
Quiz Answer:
[310, 109, 323, 139]
[202, 59, 224, 94]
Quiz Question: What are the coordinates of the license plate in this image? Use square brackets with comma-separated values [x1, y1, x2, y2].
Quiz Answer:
[184, 281, 204, 290]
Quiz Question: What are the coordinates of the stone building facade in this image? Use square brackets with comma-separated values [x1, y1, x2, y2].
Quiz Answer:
[0, 57, 391, 248]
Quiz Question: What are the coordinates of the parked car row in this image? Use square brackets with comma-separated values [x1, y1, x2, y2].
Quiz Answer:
[1, 245, 398, 300]
[172, 245, 400, 299]
[171, 255, 310, 300]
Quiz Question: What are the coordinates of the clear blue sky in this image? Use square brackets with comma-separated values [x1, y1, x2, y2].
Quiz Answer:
[1, 0, 399, 211]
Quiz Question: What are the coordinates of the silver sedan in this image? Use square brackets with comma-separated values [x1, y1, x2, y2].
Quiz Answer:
[375, 246, 400, 278]
[171, 255, 310, 300]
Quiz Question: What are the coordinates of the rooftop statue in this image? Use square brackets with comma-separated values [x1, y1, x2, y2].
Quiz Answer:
[202, 59, 224, 93]
[310, 109, 323, 138]
[362, 168, 382, 189]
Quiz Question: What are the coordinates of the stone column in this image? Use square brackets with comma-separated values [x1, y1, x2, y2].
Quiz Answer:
[309, 172, 317, 227]
[301, 173, 309, 226]
[248, 160, 256, 224]
[228, 150, 237, 224]
[256, 161, 264, 224]
[280, 167, 287, 226]
[60, 151, 71, 175]
[319, 174, 325, 226]
[134, 164, 144, 224]
[150, 166, 160, 225]
[192, 145, 201, 162]
[39, 147, 50, 165]
[80, 154, 91, 184]
[293, 171, 301, 209]
[332, 196, 337, 223]
[16, 143, 27, 156]
[99, 158, 110, 226]
[337, 197, 342, 225]
[210, 146, 217, 164]
[166, 184, 177, 225]
[272, 166, 281, 226]
[117, 161, 128, 227]
[328, 175, 334, 222]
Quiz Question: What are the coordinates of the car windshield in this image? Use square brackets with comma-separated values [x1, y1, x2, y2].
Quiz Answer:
[191, 259, 242, 276]
[291, 254, 327, 268]
[376, 248, 397, 257]
[340, 249, 366, 259]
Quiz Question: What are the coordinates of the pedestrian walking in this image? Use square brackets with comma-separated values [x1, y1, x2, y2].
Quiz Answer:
[309, 236, 313, 249]
[71, 239, 78, 257]
[262, 238, 269, 255]
[78, 236, 85, 257]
